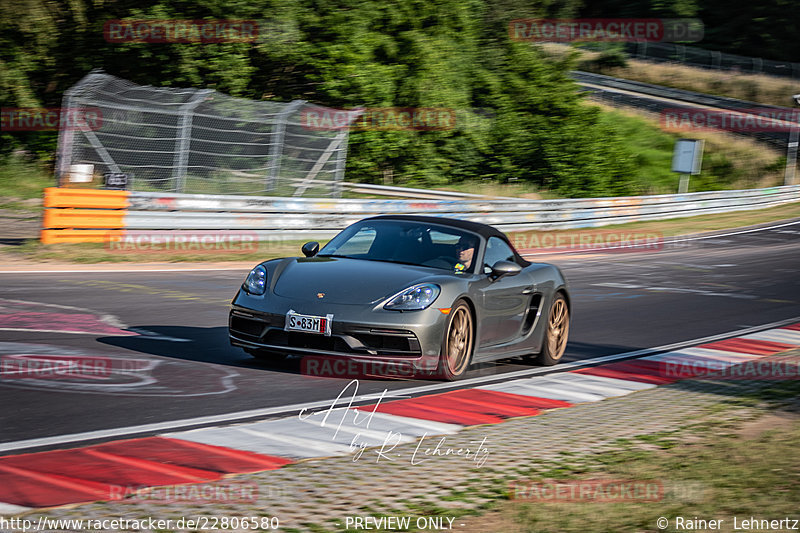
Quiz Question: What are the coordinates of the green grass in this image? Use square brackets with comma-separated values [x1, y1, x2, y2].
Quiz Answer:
[0, 156, 54, 210]
[595, 108, 784, 195]
[501, 403, 800, 532]
[598, 110, 678, 194]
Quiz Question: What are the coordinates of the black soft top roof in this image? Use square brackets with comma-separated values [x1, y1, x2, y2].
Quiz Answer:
[363, 214, 530, 266]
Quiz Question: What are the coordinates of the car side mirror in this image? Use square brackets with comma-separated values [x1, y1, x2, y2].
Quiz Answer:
[489, 260, 521, 280]
[301, 241, 319, 257]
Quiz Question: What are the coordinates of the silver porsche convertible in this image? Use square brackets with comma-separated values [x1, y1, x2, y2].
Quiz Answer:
[229, 215, 570, 380]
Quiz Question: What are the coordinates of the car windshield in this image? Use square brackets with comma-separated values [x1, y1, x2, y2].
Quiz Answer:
[319, 219, 481, 273]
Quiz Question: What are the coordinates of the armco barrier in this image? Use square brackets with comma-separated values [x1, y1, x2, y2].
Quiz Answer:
[41, 185, 800, 244]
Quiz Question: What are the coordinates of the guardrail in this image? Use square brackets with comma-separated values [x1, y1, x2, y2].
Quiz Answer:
[571, 71, 792, 113]
[40, 185, 800, 244]
[291, 179, 494, 200]
[571, 70, 794, 149]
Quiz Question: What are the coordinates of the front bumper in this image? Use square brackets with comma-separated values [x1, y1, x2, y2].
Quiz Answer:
[228, 289, 448, 369]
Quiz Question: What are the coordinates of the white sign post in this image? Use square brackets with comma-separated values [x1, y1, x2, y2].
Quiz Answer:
[672, 139, 704, 193]
[785, 124, 798, 186]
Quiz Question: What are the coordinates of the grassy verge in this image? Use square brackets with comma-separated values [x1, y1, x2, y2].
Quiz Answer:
[0, 155, 53, 211]
[457, 380, 800, 533]
[7, 238, 310, 264]
[593, 105, 784, 194]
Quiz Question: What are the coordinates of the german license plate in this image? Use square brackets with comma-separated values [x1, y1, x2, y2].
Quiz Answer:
[285, 311, 333, 336]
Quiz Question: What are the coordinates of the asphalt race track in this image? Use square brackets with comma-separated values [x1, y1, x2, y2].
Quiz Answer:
[1, 220, 798, 450]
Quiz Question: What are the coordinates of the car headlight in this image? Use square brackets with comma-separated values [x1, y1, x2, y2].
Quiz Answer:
[243, 265, 267, 295]
[384, 283, 440, 311]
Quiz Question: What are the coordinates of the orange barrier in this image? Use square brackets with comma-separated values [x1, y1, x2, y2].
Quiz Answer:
[40, 229, 123, 245]
[41, 188, 129, 243]
[43, 208, 125, 229]
[43, 187, 130, 209]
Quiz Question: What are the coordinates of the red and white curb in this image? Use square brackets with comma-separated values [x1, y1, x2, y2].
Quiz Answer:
[1, 322, 798, 512]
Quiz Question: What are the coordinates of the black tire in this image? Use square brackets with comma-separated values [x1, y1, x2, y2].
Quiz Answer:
[535, 293, 569, 366]
[437, 300, 474, 381]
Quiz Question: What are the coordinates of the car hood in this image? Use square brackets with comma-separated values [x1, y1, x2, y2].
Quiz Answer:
[272, 257, 442, 305]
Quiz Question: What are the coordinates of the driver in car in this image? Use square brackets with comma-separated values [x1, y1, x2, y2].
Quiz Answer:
[454, 236, 477, 272]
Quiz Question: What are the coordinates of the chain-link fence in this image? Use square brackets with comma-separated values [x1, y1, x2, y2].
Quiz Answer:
[624, 42, 800, 79]
[56, 71, 355, 197]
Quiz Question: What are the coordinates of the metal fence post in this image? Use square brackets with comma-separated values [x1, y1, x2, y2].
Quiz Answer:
[265, 99, 306, 192]
[711, 50, 721, 70]
[332, 130, 350, 199]
[56, 70, 107, 186]
[55, 92, 77, 187]
[786, 125, 799, 185]
[172, 90, 213, 193]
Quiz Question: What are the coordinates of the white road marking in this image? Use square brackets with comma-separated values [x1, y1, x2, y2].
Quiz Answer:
[0, 298, 133, 334]
[521, 219, 800, 258]
[480, 380, 605, 403]
[642, 347, 761, 364]
[0, 328, 134, 335]
[168, 426, 352, 458]
[362, 410, 462, 434]
[0, 503, 31, 515]
[549, 373, 657, 393]
[591, 284, 758, 299]
[1, 316, 798, 454]
[740, 330, 800, 345]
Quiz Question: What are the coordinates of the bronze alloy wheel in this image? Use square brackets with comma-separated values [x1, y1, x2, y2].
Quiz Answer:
[441, 301, 473, 380]
[537, 293, 569, 366]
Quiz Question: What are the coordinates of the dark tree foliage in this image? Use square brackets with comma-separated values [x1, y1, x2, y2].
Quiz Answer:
[2, 0, 641, 197]
[578, 0, 798, 63]
[694, 0, 800, 62]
